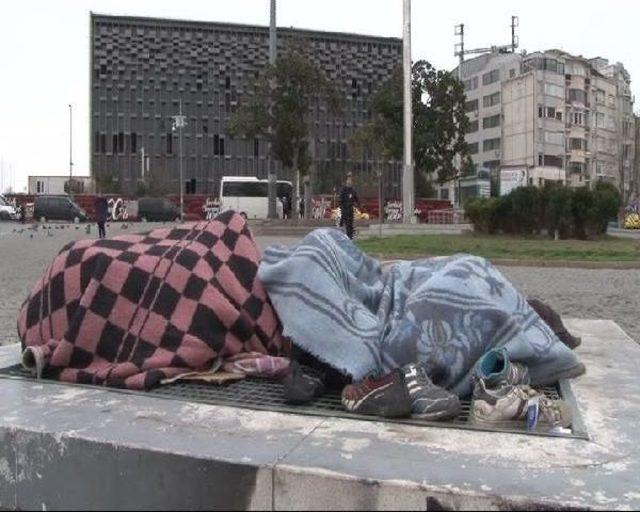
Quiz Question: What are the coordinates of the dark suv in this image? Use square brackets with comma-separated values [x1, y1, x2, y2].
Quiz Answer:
[138, 198, 180, 222]
[33, 196, 87, 223]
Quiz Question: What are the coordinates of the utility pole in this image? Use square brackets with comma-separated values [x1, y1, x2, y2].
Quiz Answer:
[69, 104, 74, 196]
[267, 0, 278, 219]
[454, 24, 464, 208]
[402, 0, 415, 224]
[172, 100, 187, 222]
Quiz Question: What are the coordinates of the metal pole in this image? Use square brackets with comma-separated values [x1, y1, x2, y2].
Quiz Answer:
[69, 104, 73, 196]
[179, 99, 184, 222]
[267, 0, 277, 219]
[402, 0, 414, 224]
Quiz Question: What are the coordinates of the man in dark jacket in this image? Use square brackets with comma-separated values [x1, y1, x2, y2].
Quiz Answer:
[339, 172, 360, 239]
[95, 196, 109, 239]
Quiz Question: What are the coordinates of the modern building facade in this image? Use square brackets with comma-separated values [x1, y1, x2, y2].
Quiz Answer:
[90, 13, 403, 196]
[449, 48, 635, 203]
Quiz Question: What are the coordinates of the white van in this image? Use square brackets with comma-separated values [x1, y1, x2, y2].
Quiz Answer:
[219, 177, 293, 219]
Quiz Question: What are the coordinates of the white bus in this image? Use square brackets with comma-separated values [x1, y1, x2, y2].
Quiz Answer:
[219, 177, 293, 219]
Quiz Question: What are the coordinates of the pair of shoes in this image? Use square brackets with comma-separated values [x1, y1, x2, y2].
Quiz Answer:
[282, 361, 325, 405]
[341, 363, 461, 420]
[471, 349, 572, 430]
[527, 297, 582, 350]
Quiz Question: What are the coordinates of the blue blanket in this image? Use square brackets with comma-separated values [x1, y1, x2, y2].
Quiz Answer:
[259, 229, 583, 397]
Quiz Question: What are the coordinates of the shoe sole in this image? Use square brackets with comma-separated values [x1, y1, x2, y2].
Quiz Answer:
[411, 402, 462, 422]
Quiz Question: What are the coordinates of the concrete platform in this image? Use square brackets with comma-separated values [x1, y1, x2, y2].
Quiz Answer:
[0, 319, 638, 510]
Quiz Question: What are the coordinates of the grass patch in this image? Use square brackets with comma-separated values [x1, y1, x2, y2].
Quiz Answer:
[357, 233, 640, 262]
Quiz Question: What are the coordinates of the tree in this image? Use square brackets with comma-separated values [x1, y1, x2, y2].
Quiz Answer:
[350, 60, 471, 197]
[228, 41, 341, 219]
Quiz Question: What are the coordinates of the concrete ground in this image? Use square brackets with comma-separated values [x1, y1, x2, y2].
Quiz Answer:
[0, 221, 638, 346]
[0, 319, 638, 510]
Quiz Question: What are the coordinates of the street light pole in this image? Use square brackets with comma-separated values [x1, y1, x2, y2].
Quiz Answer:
[267, 0, 277, 219]
[69, 104, 73, 196]
[402, 0, 415, 224]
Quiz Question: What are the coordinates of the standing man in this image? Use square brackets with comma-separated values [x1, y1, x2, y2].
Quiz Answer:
[95, 196, 109, 239]
[339, 172, 360, 240]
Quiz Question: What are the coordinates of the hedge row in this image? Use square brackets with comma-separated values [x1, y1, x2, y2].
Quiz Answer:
[465, 182, 621, 239]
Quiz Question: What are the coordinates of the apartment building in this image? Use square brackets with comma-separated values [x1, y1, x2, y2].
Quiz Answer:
[450, 48, 635, 203]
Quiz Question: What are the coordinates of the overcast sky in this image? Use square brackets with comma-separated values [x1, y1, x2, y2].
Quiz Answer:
[1, 0, 638, 192]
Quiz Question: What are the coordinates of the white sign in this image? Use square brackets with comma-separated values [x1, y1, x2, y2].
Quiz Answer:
[500, 168, 527, 196]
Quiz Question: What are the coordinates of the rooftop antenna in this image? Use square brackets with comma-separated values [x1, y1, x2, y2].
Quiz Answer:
[454, 16, 519, 61]
[511, 16, 519, 53]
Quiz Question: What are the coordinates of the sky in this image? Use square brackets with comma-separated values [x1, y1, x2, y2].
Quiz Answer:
[1, 0, 639, 193]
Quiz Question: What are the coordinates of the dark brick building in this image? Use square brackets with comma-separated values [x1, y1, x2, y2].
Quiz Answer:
[90, 13, 403, 196]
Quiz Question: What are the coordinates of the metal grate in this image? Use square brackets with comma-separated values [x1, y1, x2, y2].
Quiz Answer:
[0, 364, 588, 440]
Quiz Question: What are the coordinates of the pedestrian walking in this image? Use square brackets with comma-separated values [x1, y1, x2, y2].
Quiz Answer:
[339, 172, 360, 240]
[95, 196, 109, 239]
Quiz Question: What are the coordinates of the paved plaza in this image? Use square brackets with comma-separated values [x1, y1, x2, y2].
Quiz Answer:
[0, 221, 638, 346]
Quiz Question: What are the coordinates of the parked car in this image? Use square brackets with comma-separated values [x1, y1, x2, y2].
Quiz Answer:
[0, 195, 18, 221]
[33, 195, 87, 223]
[138, 197, 180, 222]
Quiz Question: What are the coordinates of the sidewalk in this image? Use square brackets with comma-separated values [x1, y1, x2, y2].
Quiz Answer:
[0, 319, 638, 510]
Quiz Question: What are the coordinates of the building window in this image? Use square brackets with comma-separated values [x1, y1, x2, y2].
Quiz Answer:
[482, 114, 500, 129]
[482, 69, 500, 86]
[568, 89, 587, 105]
[167, 132, 173, 155]
[509, 69, 516, 79]
[594, 112, 606, 128]
[467, 142, 479, 155]
[483, 160, 500, 170]
[463, 76, 479, 91]
[118, 132, 125, 154]
[131, 133, 138, 154]
[569, 138, 587, 151]
[214, 135, 225, 156]
[100, 134, 106, 154]
[483, 138, 501, 151]
[36, 180, 45, 194]
[543, 155, 563, 168]
[254, 138, 260, 157]
[467, 120, 479, 133]
[482, 92, 500, 108]
[464, 99, 479, 113]
[568, 162, 585, 174]
[595, 89, 605, 104]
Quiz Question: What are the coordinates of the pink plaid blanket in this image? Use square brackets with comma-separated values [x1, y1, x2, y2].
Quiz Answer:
[18, 211, 283, 389]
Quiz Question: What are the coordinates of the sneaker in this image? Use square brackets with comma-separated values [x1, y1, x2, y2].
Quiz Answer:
[283, 361, 325, 405]
[474, 348, 530, 389]
[341, 369, 412, 418]
[470, 381, 572, 429]
[528, 297, 582, 350]
[401, 363, 461, 421]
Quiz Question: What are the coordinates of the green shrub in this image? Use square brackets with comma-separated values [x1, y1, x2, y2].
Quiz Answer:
[465, 183, 621, 239]
[510, 186, 541, 235]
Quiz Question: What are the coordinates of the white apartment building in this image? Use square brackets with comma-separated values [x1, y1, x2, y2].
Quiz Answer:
[447, 49, 635, 204]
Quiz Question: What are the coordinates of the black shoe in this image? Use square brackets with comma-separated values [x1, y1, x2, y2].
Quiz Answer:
[341, 369, 412, 418]
[283, 361, 325, 405]
[528, 298, 581, 350]
[401, 363, 461, 421]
